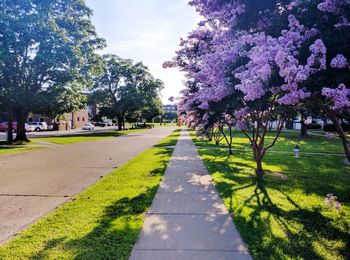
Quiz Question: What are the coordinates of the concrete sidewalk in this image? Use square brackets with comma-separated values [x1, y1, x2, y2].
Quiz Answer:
[130, 129, 251, 260]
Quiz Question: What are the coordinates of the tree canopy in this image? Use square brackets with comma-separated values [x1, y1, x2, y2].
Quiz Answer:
[90, 54, 164, 130]
[167, 0, 350, 176]
[0, 0, 105, 142]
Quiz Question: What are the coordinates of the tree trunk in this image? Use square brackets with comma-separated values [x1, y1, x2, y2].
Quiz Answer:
[255, 156, 265, 178]
[117, 119, 123, 131]
[7, 111, 13, 144]
[253, 146, 265, 178]
[325, 109, 350, 162]
[14, 109, 29, 143]
[228, 145, 233, 155]
[300, 119, 308, 138]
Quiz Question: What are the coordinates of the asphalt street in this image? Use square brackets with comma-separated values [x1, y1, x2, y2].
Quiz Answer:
[0, 126, 176, 243]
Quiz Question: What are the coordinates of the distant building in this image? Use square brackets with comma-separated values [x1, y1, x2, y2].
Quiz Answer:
[162, 104, 178, 123]
[163, 104, 177, 114]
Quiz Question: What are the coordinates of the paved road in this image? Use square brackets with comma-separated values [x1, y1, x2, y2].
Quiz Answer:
[0, 127, 176, 243]
[130, 129, 251, 260]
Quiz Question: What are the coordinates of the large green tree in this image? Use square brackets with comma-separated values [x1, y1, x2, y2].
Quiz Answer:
[0, 0, 105, 142]
[91, 55, 164, 130]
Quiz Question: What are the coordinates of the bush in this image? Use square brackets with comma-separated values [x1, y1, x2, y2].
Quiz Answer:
[307, 123, 322, 130]
[323, 123, 350, 132]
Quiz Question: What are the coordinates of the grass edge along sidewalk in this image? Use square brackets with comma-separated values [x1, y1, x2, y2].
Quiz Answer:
[0, 129, 180, 259]
[190, 130, 350, 260]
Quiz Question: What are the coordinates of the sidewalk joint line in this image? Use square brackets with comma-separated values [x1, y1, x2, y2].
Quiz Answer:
[0, 193, 69, 198]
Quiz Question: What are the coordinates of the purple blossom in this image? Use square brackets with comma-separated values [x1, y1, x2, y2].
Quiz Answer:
[318, 0, 338, 13]
[324, 193, 341, 211]
[330, 54, 348, 69]
[307, 39, 327, 70]
[198, 101, 209, 110]
[322, 83, 350, 110]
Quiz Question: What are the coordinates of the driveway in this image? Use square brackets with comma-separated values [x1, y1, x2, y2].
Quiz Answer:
[0, 126, 176, 243]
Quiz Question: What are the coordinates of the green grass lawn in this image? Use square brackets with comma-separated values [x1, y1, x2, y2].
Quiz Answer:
[194, 129, 344, 154]
[0, 130, 180, 259]
[0, 141, 44, 156]
[191, 130, 350, 260]
[33, 128, 145, 145]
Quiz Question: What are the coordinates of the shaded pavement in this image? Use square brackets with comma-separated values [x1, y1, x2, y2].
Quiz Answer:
[0, 127, 176, 243]
[130, 129, 251, 260]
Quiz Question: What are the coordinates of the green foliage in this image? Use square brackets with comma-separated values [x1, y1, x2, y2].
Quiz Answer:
[0, 0, 105, 140]
[90, 55, 164, 126]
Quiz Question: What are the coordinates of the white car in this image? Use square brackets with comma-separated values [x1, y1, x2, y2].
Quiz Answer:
[82, 123, 95, 130]
[28, 122, 48, 131]
[25, 123, 35, 132]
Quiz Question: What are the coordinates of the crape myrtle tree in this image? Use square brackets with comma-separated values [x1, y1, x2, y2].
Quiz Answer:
[0, 0, 105, 142]
[91, 55, 164, 130]
[167, 0, 331, 177]
[286, 0, 350, 161]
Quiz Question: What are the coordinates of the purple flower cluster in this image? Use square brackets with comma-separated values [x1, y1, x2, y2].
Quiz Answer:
[324, 193, 341, 211]
[330, 54, 348, 69]
[166, 0, 350, 136]
[322, 83, 350, 110]
[318, 0, 339, 13]
[317, 0, 350, 28]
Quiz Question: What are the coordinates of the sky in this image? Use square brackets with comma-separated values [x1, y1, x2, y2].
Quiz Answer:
[85, 0, 201, 104]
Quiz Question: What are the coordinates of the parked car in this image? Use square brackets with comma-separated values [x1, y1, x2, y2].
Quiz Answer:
[28, 122, 48, 131]
[25, 123, 35, 132]
[0, 122, 17, 132]
[0, 122, 39, 132]
[95, 121, 113, 127]
[82, 123, 95, 130]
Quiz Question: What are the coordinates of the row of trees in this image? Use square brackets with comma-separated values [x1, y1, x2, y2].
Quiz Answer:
[0, 0, 163, 143]
[166, 0, 350, 177]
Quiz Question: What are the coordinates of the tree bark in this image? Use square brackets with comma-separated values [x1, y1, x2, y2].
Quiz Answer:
[255, 157, 265, 178]
[117, 118, 123, 131]
[6, 111, 13, 144]
[14, 109, 29, 143]
[300, 119, 308, 138]
[324, 108, 350, 162]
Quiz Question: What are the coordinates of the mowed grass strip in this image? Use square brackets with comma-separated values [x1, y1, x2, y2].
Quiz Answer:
[0, 130, 180, 259]
[0, 142, 44, 156]
[190, 130, 350, 260]
[33, 128, 145, 145]
[193, 129, 344, 154]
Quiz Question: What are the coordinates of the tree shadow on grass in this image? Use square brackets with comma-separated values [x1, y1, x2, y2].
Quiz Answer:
[197, 146, 350, 259]
[233, 179, 350, 259]
[28, 147, 175, 260]
[29, 186, 159, 260]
